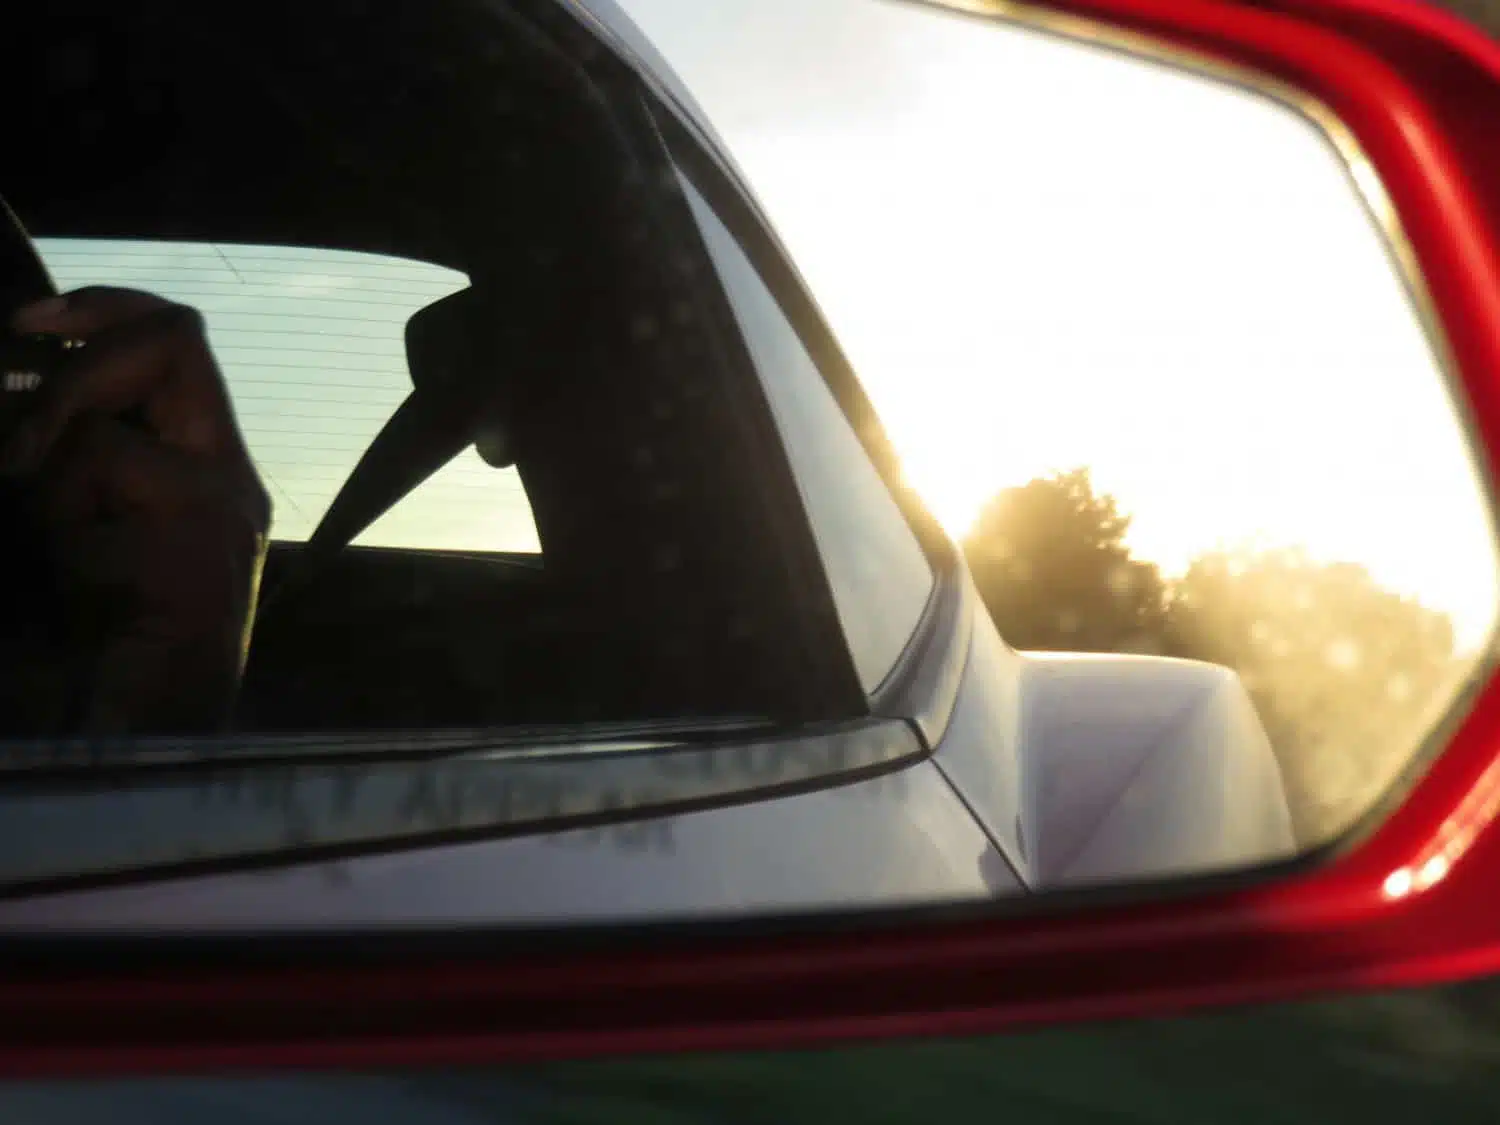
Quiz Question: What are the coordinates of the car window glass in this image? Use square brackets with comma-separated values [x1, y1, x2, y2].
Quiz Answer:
[675, 171, 935, 692]
[37, 240, 542, 553]
[0, 0, 880, 753]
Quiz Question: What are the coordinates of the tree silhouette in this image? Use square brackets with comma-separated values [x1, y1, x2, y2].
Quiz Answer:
[964, 468, 1169, 654]
[964, 469, 1468, 844]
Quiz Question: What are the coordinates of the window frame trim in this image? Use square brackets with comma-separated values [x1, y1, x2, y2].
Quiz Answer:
[585, 81, 871, 725]
[643, 96, 970, 743]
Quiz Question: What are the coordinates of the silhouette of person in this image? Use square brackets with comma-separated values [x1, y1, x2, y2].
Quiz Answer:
[0, 288, 270, 736]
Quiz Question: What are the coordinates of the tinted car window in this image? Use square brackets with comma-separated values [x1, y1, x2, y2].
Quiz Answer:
[0, 0, 866, 740]
[676, 171, 935, 692]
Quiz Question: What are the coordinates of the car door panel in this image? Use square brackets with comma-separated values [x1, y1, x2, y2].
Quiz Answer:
[0, 758, 1015, 931]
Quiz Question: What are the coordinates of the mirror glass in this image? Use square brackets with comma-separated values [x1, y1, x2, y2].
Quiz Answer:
[0, 0, 1491, 930]
[617, 0, 1498, 856]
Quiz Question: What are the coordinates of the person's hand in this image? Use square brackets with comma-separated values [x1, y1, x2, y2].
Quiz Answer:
[0, 288, 270, 735]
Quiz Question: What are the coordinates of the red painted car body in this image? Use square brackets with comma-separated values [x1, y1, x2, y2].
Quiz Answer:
[0, 0, 1497, 1077]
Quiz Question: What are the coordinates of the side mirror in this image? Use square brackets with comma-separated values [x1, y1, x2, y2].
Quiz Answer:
[405, 289, 516, 469]
[0, 0, 1498, 1083]
[290, 288, 523, 567]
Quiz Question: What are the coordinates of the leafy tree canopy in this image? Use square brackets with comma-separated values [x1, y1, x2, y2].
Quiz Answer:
[963, 469, 1466, 843]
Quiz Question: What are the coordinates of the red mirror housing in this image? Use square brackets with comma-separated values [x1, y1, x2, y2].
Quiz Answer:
[0, 0, 1498, 1078]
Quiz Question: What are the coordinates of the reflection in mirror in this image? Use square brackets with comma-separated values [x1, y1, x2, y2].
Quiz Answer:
[0, 0, 1491, 930]
[621, 0, 1497, 857]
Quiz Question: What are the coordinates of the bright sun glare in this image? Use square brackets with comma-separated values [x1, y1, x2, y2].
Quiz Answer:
[619, 0, 1499, 650]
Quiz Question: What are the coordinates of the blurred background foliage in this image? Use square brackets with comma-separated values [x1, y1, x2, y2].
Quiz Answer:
[1441, 0, 1500, 33]
[962, 467, 1469, 844]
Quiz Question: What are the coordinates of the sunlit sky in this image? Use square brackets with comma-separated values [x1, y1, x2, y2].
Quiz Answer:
[614, 0, 1499, 648]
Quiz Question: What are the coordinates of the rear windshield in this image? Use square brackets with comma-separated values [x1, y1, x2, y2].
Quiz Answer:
[38, 240, 543, 554]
